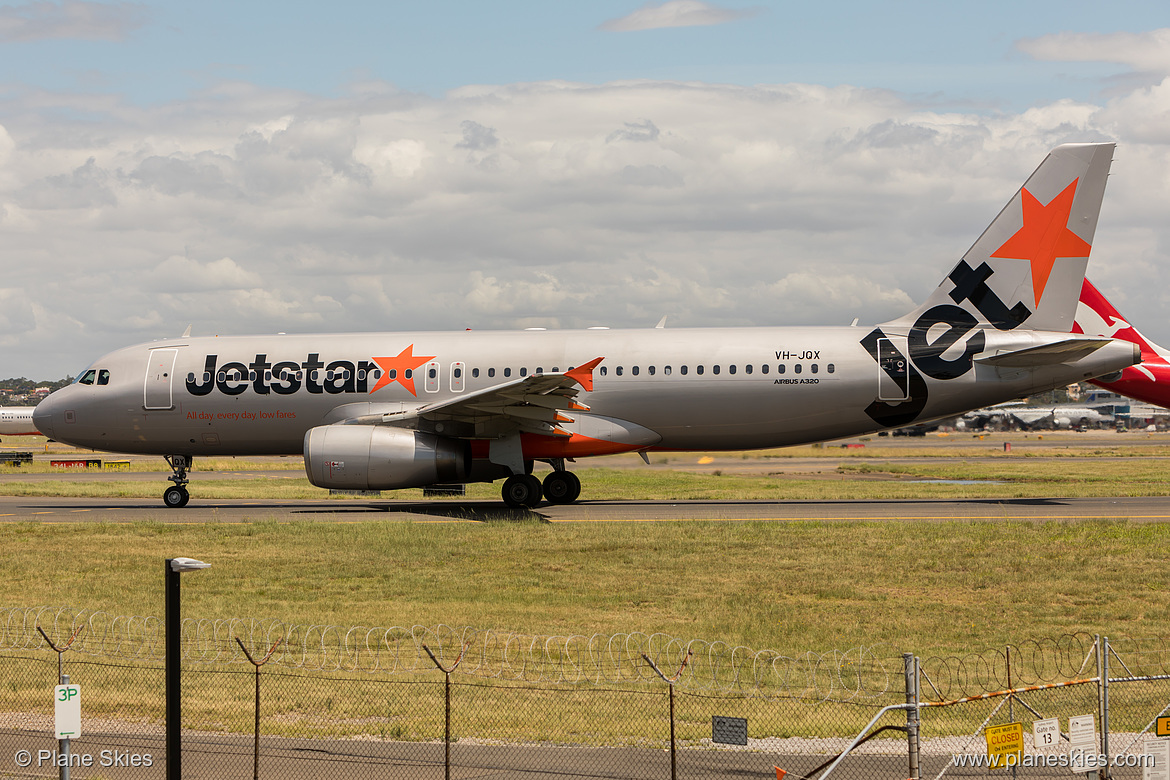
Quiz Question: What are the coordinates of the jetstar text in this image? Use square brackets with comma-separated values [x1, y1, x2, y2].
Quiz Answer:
[185, 354, 385, 396]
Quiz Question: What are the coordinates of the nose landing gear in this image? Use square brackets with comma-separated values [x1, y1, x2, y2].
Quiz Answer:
[163, 455, 192, 507]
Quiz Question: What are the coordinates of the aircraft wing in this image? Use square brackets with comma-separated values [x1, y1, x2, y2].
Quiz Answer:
[340, 357, 604, 439]
[1009, 409, 1055, 425]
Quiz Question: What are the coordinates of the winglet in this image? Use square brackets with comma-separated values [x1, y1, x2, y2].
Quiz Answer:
[565, 357, 604, 392]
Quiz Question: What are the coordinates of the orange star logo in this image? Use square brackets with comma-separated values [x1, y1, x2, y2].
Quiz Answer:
[369, 345, 436, 397]
[990, 179, 1091, 306]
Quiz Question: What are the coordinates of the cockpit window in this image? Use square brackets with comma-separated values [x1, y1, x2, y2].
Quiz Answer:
[76, 368, 110, 386]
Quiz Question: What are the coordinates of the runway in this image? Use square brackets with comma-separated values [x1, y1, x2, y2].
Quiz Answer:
[1, 494, 1167, 523]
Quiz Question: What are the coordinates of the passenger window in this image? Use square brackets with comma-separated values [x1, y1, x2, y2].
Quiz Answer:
[520, 368, 528, 377]
[472, 368, 480, 378]
[648, 366, 656, 376]
[664, 366, 672, 375]
[681, 366, 688, 375]
[428, 367, 437, 379]
[795, 364, 802, 374]
[761, 364, 769, 374]
[600, 366, 608, 376]
[616, 366, 624, 376]
[488, 368, 496, 378]
[811, 364, 818, 374]
[536, 367, 543, 374]
[389, 369, 398, 379]
[404, 369, 413, 379]
[744, 364, 752, 375]
[551, 367, 559, 372]
[713, 365, 721, 375]
[697, 365, 705, 375]
[778, 365, 785, 374]
[632, 366, 639, 376]
[504, 368, 512, 378]
[828, 364, 835, 374]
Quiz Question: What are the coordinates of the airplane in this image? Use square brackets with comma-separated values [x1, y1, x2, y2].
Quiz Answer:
[957, 401, 1114, 431]
[1074, 278, 1170, 407]
[33, 142, 1140, 508]
[0, 407, 39, 437]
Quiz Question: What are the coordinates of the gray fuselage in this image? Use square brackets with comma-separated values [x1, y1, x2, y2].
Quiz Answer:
[34, 324, 1136, 458]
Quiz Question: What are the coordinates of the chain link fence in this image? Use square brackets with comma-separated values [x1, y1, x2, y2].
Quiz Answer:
[3, 607, 1169, 778]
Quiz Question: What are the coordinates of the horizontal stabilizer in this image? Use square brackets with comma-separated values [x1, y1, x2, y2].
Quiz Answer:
[975, 338, 1117, 368]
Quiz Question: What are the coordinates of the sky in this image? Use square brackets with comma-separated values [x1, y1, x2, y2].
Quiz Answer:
[2, 0, 1169, 379]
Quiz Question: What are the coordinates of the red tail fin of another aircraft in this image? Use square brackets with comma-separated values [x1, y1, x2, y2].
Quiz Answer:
[1074, 279, 1170, 408]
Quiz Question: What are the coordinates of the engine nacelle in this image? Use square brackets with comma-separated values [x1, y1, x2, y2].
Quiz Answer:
[304, 425, 470, 491]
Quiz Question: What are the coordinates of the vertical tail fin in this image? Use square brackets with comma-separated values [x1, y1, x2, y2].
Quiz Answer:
[1074, 278, 1170, 408]
[886, 143, 1115, 333]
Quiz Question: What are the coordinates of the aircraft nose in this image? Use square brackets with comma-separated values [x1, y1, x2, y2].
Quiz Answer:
[33, 398, 55, 439]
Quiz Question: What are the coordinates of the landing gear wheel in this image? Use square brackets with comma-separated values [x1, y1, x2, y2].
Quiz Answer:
[502, 474, 543, 508]
[163, 485, 190, 508]
[542, 471, 581, 504]
[163, 455, 193, 508]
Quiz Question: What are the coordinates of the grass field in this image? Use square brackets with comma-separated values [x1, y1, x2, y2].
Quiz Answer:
[3, 432, 1170, 656]
[4, 434, 1170, 749]
[4, 517, 1169, 655]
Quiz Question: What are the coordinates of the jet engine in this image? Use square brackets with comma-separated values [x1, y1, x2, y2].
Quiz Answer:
[304, 425, 469, 491]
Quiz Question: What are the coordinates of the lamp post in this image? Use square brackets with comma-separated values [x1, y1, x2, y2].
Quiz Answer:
[166, 557, 210, 780]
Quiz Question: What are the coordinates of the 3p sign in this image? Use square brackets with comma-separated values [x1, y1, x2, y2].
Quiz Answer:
[54, 684, 81, 740]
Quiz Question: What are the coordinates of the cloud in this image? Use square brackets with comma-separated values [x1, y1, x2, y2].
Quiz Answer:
[1017, 28, 1170, 75]
[147, 256, 263, 292]
[0, 1, 147, 43]
[4, 74, 1170, 379]
[599, 1, 758, 32]
[607, 119, 661, 143]
[18, 156, 116, 209]
[456, 120, 499, 151]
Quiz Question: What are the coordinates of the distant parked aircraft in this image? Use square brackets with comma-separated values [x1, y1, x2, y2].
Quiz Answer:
[0, 407, 39, 437]
[958, 401, 1114, 431]
[34, 143, 1138, 507]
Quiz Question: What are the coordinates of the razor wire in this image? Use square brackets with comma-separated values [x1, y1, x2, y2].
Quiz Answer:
[0, 606, 897, 701]
[918, 633, 1098, 701]
[21, 606, 1165, 702]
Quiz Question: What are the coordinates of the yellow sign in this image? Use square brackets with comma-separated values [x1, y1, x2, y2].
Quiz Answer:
[985, 722, 1024, 768]
[1157, 716, 1170, 737]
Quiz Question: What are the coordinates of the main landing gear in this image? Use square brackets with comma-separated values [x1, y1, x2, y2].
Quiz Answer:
[163, 455, 192, 508]
[500, 461, 582, 509]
